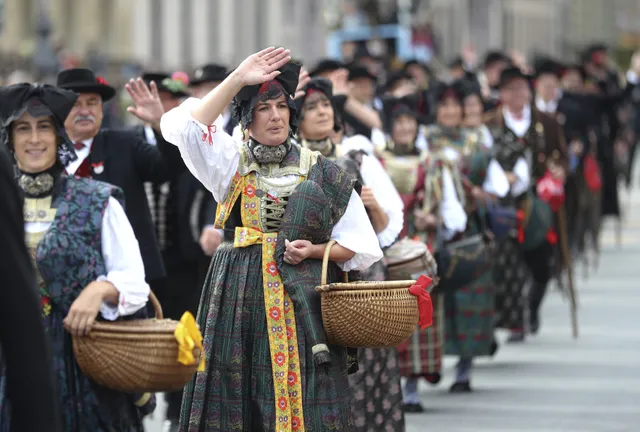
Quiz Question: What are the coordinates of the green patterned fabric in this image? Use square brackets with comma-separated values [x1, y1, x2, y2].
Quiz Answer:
[275, 169, 355, 365]
[444, 218, 495, 358]
[520, 194, 553, 251]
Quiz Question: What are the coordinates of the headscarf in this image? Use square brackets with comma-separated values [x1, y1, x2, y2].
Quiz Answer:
[430, 80, 466, 105]
[232, 61, 302, 134]
[0, 83, 78, 166]
[296, 77, 346, 133]
[381, 94, 420, 134]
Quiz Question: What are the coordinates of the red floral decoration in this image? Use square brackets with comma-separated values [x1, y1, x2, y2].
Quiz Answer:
[244, 184, 256, 198]
[265, 261, 278, 276]
[292, 417, 301, 431]
[269, 306, 282, 321]
[96, 76, 109, 85]
[277, 396, 288, 410]
[274, 352, 286, 367]
[288, 371, 298, 385]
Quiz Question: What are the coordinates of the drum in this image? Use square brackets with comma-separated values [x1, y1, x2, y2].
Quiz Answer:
[384, 238, 438, 281]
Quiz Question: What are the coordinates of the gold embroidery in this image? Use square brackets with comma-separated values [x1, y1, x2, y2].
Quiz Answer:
[235, 173, 306, 432]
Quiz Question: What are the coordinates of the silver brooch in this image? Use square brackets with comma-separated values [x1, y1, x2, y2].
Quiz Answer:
[19, 173, 54, 196]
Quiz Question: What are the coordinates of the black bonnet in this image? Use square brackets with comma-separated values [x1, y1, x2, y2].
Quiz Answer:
[0, 83, 78, 165]
[232, 61, 302, 134]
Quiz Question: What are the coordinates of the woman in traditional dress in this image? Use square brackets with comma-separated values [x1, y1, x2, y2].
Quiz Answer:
[161, 48, 382, 431]
[370, 94, 448, 413]
[0, 84, 152, 431]
[295, 76, 406, 431]
[439, 81, 509, 392]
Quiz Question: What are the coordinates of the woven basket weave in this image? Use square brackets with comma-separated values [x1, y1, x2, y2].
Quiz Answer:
[315, 241, 419, 348]
[72, 292, 201, 393]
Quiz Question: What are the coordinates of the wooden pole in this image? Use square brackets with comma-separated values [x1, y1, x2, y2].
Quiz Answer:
[557, 206, 578, 338]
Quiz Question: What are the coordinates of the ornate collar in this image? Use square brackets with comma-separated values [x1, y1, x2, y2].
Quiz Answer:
[387, 140, 419, 157]
[247, 138, 291, 165]
[17, 166, 61, 198]
[301, 137, 335, 157]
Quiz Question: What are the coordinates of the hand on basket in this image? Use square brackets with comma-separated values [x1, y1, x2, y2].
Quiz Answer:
[64, 281, 115, 337]
[284, 239, 313, 265]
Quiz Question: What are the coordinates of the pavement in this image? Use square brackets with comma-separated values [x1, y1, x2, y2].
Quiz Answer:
[146, 186, 640, 432]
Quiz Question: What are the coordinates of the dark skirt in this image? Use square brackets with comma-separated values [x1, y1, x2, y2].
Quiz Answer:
[444, 268, 495, 358]
[396, 295, 444, 383]
[348, 260, 405, 432]
[348, 348, 405, 432]
[493, 238, 529, 330]
[179, 243, 354, 432]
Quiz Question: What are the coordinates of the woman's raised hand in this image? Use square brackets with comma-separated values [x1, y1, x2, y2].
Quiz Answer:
[293, 67, 311, 100]
[235, 47, 292, 86]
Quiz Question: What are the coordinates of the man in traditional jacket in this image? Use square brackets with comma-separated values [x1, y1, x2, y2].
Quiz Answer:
[57, 68, 185, 290]
[138, 72, 219, 430]
[484, 67, 568, 339]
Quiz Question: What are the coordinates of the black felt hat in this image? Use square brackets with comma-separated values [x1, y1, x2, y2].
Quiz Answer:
[384, 71, 414, 93]
[484, 51, 510, 69]
[459, 79, 483, 100]
[142, 72, 190, 98]
[190, 64, 229, 86]
[347, 64, 376, 82]
[309, 59, 345, 77]
[57, 68, 116, 102]
[498, 67, 531, 88]
[534, 59, 563, 79]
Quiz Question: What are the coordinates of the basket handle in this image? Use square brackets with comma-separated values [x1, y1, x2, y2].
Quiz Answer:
[320, 240, 349, 286]
[149, 290, 164, 320]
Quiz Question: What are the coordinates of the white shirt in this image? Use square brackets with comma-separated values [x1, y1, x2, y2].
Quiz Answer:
[26, 197, 150, 320]
[65, 138, 93, 175]
[341, 135, 404, 248]
[144, 125, 157, 146]
[535, 95, 558, 114]
[503, 105, 531, 138]
[503, 106, 532, 195]
[161, 98, 383, 272]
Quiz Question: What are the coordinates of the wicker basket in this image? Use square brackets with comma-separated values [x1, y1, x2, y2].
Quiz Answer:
[72, 292, 202, 393]
[315, 241, 420, 348]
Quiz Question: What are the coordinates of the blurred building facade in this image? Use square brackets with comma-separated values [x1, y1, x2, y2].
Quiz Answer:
[428, 0, 640, 64]
[0, 0, 638, 74]
[129, 0, 327, 71]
